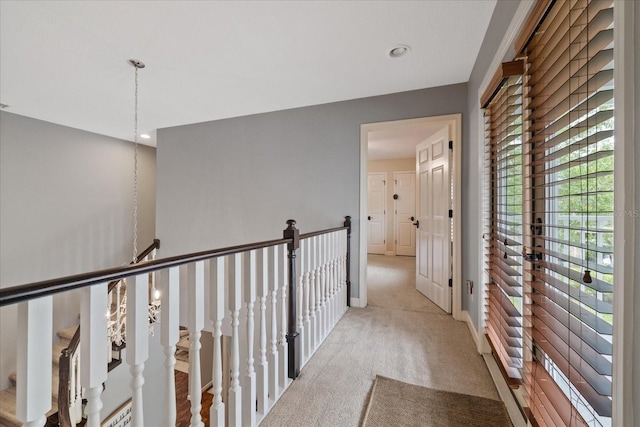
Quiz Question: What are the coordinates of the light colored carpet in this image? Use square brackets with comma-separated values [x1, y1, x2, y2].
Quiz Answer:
[260, 254, 500, 426]
[362, 375, 511, 427]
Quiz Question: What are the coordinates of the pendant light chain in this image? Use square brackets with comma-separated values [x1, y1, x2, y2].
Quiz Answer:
[130, 59, 145, 262]
[133, 65, 139, 263]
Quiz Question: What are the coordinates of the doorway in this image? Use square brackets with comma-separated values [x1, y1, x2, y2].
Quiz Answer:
[358, 114, 462, 321]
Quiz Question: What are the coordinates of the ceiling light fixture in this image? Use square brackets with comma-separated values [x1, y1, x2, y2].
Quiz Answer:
[389, 45, 410, 58]
[140, 134, 151, 139]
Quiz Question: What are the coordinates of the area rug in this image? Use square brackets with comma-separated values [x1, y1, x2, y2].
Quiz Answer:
[361, 375, 512, 427]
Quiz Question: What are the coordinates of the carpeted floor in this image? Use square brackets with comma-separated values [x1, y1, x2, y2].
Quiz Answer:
[260, 254, 500, 426]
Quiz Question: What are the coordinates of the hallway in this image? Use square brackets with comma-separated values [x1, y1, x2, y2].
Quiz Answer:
[260, 254, 499, 426]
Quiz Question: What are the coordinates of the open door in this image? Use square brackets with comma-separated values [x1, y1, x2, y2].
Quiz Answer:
[415, 127, 451, 313]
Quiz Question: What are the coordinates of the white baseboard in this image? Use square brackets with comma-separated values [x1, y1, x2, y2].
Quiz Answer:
[483, 354, 528, 427]
[350, 297, 363, 308]
[460, 310, 480, 351]
[385, 251, 395, 256]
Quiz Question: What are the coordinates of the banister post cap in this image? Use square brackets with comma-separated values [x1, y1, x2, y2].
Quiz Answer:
[284, 219, 300, 250]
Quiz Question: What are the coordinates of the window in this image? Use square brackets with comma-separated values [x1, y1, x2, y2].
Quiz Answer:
[483, 1, 615, 425]
[483, 62, 525, 383]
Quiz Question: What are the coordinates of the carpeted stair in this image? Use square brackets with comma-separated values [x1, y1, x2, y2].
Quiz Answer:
[0, 325, 78, 427]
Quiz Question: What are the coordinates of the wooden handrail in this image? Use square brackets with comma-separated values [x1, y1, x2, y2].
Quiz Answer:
[299, 226, 348, 240]
[0, 237, 292, 307]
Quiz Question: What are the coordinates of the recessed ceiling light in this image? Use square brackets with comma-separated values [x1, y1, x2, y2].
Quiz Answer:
[140, 134, 151, 139]
[389, 45, 410, 58]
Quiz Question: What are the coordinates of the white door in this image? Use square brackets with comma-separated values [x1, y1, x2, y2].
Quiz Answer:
[394, 171, 416, 256]
[367, 172, 386, 254]
[416, 127, 451, 313]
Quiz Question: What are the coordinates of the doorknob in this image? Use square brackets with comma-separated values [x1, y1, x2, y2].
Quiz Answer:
[409, 216, 415, 221]
[368, 216, 372, 220]
[413, 220, 420, 228]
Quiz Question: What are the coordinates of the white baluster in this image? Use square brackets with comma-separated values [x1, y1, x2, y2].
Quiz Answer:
[332, 232, 338, 326]
[187, 262, 205, 427]
[73, 352, 82, 424]
[302, 239, 312, 360]
[267, 246, 280, 400]
[79, 283, 108, 427]
[256, 249, 269, 415]
[308, 237, 317, 355]
[161, 267, 180, 427]
[328, 233, 335, 330]
[16, 296, 53, 427]
[228, 253, 243, 426]
[126, 274, 150, 426]
[342, 230, 348, 315]
[314, 236, 322, 348]
[210, 257, 226, 427]
[243, 251, 257, 427]
[297, 241, 306, 365]
[321, 234, 328, 340]
[278, 244, 288, 389]
[115, 281, 122, 344]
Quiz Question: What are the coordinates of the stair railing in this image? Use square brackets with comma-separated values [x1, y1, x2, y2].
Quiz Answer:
[57, 239, 160, 427]
[0, 218, 351, 427]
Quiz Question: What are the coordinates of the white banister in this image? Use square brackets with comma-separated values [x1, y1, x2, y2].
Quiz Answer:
[210, 257, 226, 427]
[243, 250, 257, 427]
[278, 244, 288, 388]
[161, 267, 180, 427]
[256, 248, 269, 415]
[321, 234, 328, 340]
[187, 261, 205, 427]
[126, 273, 150, 426]
[16, 296, 53, 427]
[228, 253, 243, 426]
[267, 246, 280, 401]
[80, 283, 108, 427]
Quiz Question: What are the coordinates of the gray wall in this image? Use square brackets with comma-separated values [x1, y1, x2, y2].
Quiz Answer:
[633, 1, 639, 423]
[0, 112, 156, 394]
[464, 1, 521, 323]
[156, 84, 468, 298]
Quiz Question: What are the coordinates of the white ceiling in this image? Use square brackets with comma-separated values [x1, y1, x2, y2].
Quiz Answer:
[368, 125, 441, 161]
[0, 1, 496, 148]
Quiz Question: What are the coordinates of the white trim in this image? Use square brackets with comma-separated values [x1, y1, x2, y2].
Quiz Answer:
[460, 310, 480, 351]
[476, 0, 536, 342]
[360, 114, 462, 319]
[483, 354, 528, 427]
[384, 251, 395, 256]
[349, 297, 363, 308]
[612, 1, 636, 425]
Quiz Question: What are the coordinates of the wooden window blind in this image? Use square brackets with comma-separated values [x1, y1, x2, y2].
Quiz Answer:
[520, 0, 614, 425]
[483, 61, 525, 383]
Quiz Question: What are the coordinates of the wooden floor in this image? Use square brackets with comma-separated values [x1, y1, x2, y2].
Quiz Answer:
[175, 370, 214, 427]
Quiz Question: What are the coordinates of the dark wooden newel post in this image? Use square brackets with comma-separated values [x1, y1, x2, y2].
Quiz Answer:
[344, 216, 352, 307]
[284, 219, 301, 379]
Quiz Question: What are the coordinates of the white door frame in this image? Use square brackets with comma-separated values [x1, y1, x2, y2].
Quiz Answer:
[359, 114, 462, 321]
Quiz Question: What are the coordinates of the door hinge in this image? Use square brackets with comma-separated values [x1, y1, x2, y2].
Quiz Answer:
[449, 140, 453, 150]
[448, 209, 453, 218]
[383, 180, 386, 185]
[449, 278, 453, 288]
[384, 240, 386, 244]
